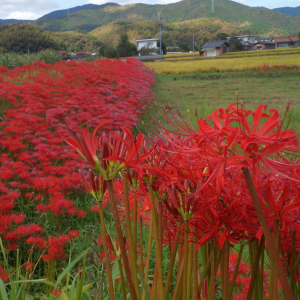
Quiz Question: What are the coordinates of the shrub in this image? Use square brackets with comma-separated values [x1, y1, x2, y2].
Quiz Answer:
[104, 46, 118, 58]
[99, 44, 109, 57]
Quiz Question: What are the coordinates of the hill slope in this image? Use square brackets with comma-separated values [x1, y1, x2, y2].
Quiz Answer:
[39, 3, 119, 19]
[89, 18, 241, 46]
[35, 0, 300, 36]
[0, 19, 32, 25]
[273, 6, 300, 15]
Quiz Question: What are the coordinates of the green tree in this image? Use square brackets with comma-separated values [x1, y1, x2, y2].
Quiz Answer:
[178, 43, 190, 52]
[104, 46, 118, 58]
[116, 32, 137, 57]
[99, 44, 109, 57]
[228, 36, 241, 52]
[157, 40, 167, 55]
[0, 23, 64, 53]
[214, 33, 229, 40]
[298, 31, 300, 44]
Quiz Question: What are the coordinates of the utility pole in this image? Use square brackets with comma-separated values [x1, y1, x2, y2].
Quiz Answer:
[158, 12, 162, 55]
[212, 0, 214, 13]
[193, 32, 195, 57]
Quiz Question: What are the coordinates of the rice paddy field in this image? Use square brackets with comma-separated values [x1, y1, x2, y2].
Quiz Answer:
[146, 53, 300, 74]
[142, 70, 300, 132]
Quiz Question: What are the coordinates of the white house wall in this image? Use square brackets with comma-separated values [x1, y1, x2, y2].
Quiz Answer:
[137, 41, 158, 50]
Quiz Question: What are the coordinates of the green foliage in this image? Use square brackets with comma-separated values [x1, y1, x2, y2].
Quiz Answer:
[104, 46, 118, 58]
[228, 36, 241, 52]
[298, 31, 300, 42]
[178, 43, 190, 52]
[0, 50, 61, 69]
[51, 30, 102, 53]
[0, 23, 64, 53]
[214, 32, 229, 40]
[157, 40, 167, 55]
[116, 33, 137, 57]
[99, 44, 109, 57]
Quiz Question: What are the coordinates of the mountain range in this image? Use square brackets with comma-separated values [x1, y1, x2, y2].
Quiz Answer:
[0, 1, 300, 37]
[273, 6, 300, 15]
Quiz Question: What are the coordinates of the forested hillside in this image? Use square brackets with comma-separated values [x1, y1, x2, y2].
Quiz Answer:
[89, 18, 241, 47]
[35, 0, 300, 36]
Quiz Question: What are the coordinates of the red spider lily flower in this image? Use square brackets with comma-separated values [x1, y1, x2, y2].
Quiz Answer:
[80, 169, 107, 201]
[106, 233, 128, 260]
[167, 181, 202, 220]
[68, 230, 80, 240]
[104, 127, 154, 171]
[64, 123, 105, 169]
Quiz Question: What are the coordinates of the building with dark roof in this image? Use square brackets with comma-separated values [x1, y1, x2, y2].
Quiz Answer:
[201, 40, 230, 57]
[272, 36, 299, 47]
[253, 41, 276, 50]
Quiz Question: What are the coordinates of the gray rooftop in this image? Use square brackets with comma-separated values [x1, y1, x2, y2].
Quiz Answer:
[202, 40, 229, 49]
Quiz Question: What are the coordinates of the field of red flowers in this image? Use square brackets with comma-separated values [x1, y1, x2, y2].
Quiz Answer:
[0, 59, 155, 279]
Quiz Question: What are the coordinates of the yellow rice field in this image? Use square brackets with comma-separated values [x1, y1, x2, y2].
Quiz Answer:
[146, 53, 300, 74]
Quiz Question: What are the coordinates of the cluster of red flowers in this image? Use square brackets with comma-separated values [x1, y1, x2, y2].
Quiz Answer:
[0, 59, 155, 263]
[71, 102, 300, 298]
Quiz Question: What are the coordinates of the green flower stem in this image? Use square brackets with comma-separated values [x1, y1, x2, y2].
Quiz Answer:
[272, 219, 280, 300]
[182, 219, 189, 300]
[242, 167, 294, 300]
[142, 212, 153, 300]
[122, 171, 140, 297]
[148, 184, 165, 300]
[228, 244, 244, 300]
[198, 251, 212, 296]
[187, 242, 193, 300]
[210, 240, 215, 300]
[139, 216, 144, 279]
[133, 197, 138, 263]
[193, 227, 198, 300]
[222, 240, 230, 300]
[291, 231, 296, 298]
[172, 257, 184, 300]
[117, 259, 127, 300]
[150, 265, 158, 300]
[246, 235, 265, 300]
[259, 242, 265, 300]
[164, 221, 182, 297]
[107, 180, 139, 300]
[97, 200, 115, 300]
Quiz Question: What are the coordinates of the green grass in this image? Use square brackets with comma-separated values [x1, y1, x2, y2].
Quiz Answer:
[141, 71, 300, 131]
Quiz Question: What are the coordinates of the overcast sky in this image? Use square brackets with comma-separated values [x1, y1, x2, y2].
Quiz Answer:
[1, 0, 299, 20]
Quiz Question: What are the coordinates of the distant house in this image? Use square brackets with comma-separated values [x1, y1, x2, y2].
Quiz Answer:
[201, 40, 230, 57]
[136, 39, 159, 55]
[253, 41, 275, 50]
[236, 35, 256, 43]
[272, 36, 299, 47]
[255, 37, 269, 43]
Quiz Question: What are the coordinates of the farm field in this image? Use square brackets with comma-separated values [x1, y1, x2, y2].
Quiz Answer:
[146, 53, 300, 73]
[163, 47, 300, 61]
[148, 71, 300, 130]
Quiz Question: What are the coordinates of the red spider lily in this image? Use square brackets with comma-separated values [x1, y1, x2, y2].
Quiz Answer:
[64, 124, 105, 168]
[80, 169, 107, 201]
[104, 127, 154, 170]
[106, 233, 128, 260]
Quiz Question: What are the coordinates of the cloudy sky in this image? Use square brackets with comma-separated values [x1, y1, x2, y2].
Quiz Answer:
[1, 0, 299, 20]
